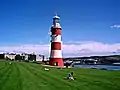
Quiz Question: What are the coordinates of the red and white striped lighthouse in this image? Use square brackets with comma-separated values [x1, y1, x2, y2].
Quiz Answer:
[49, 14, 64, 67]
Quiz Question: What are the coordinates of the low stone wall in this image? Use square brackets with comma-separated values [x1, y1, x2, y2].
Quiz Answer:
[41, 64, 72, 68]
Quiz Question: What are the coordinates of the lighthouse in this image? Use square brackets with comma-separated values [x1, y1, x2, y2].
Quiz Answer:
[49, 14, 64, 67]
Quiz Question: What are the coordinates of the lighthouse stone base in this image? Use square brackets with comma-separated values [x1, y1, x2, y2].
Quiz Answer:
[49, 58, 64, 67]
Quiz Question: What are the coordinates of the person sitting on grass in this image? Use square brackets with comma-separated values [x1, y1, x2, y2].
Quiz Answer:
[67, 73, 71, 79]
[67, 72, 74, 80]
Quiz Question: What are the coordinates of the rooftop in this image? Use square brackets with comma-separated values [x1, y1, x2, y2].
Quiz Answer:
[53, 15, 60, 19]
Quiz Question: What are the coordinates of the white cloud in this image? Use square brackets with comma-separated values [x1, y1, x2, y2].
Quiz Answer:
[0, 41, 120, 57]
[65, 41, 95, 44]
[110, 24, 120, 29]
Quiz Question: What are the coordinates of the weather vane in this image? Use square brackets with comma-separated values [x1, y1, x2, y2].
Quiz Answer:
[54, 12, 60, 17]
[54, 12, 57, 16]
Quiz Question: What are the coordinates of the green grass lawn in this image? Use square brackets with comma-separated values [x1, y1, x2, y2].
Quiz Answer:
[0, 60, 120, 90]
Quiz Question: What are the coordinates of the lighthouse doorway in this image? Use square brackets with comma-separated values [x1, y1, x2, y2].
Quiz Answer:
[54, 62, 58, 66]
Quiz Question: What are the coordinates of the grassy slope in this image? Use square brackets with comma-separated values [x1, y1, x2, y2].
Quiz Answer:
[0, 60, 120, 90]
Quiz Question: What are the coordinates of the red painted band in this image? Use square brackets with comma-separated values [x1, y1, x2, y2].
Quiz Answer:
[51, 42, 61, 50]
[51, 28, 61, 35]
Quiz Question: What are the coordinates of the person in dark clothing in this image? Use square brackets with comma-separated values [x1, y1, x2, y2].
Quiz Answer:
[71, 72, 74, 76]
[67, 73, 71, 79]
[67, 72, 74, 80]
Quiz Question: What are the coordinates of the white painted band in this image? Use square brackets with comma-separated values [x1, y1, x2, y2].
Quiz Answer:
[51, 35, 62, 42]
[50, 50, 62, 58]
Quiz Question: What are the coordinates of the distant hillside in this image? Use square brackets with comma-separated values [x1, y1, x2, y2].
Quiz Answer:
[64, 55, 120, 61]
[64, 55, 120, 59]
[63, 55, 120, 64]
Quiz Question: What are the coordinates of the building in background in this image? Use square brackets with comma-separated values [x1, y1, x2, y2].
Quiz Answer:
[5, 53, 16, 60]
[36, 54, 44, 62]
[0, 52, 47, 62]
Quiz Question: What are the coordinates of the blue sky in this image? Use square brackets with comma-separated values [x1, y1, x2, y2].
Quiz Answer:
[0, 0, 120, 56]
